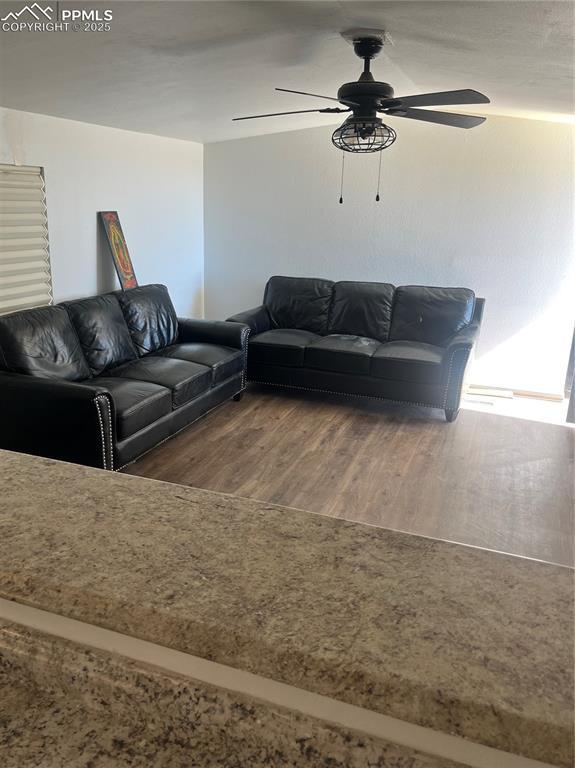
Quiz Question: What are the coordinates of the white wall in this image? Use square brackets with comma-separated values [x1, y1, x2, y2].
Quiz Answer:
[0, 108, 204, 316]
[204, 117, 574, 395]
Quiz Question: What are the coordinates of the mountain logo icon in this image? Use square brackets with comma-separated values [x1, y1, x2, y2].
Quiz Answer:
[1, 3, 53, 21]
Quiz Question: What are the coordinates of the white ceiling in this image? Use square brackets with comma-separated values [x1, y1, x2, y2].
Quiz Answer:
[0, 1, 573, 143]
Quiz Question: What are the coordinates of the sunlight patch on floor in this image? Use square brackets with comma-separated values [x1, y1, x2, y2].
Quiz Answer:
[462, 392, 572, 427]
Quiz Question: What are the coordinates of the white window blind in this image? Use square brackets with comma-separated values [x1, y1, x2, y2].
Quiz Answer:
[0, 164, 53, 315]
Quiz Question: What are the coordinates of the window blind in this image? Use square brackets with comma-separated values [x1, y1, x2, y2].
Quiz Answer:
[0, 164, 53, 315]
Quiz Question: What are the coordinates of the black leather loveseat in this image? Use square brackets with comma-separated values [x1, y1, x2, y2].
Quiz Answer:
[0, 284, 249, 469]
[228, 276, 483, 421]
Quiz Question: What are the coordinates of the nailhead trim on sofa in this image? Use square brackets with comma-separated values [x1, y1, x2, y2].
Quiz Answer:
[94, 394, 114, 471]
[248, 379, 445, 411]
[443, 346, 472, 410]
[93, 397, 109, 470]
[240, 327, 251, 389]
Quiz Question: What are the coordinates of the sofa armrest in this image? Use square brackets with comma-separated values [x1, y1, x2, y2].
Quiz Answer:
[0, 373, 115, 470]
[177, 318, 249, 350]
[442, 321, 482, 413]
[226, 306, 271, 336]
[445, 320, 482, 353]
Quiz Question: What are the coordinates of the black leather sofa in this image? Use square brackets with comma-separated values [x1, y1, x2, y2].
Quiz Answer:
[228, 276, 484, 421]
[0, 284, 249, 470]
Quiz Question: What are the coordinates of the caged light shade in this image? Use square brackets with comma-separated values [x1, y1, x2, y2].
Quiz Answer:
[332, 116, 396, 153]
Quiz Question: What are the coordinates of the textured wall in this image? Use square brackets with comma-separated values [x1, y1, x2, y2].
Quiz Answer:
[0, 107, 204, 316]
[205, 117, 574, 395]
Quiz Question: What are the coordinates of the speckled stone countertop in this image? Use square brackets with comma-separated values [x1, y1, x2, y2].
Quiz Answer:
[0, 450, 573, 766]
[1, 618, 467, 768]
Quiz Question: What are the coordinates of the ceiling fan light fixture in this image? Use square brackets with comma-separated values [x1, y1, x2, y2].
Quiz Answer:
[332, 117, 396, 153]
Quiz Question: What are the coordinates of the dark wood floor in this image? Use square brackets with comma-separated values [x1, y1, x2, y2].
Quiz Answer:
[125, 385, 575, 566]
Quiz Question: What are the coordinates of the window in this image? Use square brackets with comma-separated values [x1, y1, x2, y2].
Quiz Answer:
[0, 164, 53, 315]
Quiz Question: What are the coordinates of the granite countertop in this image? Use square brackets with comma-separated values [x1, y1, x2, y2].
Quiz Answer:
[1, 618, 467, 768]
[0, 450, 573, 766]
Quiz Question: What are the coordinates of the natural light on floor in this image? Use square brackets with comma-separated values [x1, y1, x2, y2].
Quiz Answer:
[462, 390, 572, 426]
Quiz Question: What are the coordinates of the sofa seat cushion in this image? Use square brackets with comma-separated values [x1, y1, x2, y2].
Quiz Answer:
[117, 284, 178, 356]
[86, 377, 172, 440]
[157, 343, 243, 385]
[250, 329, 320, 367]
[389, 286, 475, 346]
[328, 281, 395, 342]
[65, 294, 137, 376]
[371, 341, 444, 384]
[0, 305, 90, 381]
[108, 356, 212, 408]
[305, 334, 380, 375]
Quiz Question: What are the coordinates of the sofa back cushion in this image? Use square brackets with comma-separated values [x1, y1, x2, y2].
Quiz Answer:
[389, 286, 475, 346]
[264, 276, 334, 335]
[65, 294, 137, 376]
[117, 284, 178, 355]
[328, 281, 395, 342]
[0, 305, 90, 380]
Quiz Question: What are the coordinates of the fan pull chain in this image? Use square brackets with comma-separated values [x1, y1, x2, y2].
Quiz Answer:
[339, 153, 345, 204]
[375, 151, 383, 202]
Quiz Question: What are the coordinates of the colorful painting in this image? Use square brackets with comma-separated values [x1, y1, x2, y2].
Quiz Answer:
[99, 211, 138, 290]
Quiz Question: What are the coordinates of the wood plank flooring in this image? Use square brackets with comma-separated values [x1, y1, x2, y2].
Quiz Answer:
[125, 385, 575, 566]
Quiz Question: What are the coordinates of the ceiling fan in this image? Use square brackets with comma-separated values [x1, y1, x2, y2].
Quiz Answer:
[233, 31, 490, 153]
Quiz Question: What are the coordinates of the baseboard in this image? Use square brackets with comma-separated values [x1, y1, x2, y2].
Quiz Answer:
[468, 385, 564, 403]
[512, 389, 565, 402]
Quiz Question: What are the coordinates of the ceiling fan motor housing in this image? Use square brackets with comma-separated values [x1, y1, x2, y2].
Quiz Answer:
[338, 80, 395, 117]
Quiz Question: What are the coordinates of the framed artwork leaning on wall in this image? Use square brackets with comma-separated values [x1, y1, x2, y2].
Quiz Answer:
[99, 211, 138, 290]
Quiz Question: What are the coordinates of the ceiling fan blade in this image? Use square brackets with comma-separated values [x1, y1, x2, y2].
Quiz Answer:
[382, 89, 490, 109]
[276, 87, 341, 102]
[387, 108, 486, 129]
[233, 107, 348, 122]
[276, 88, 359, 107]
